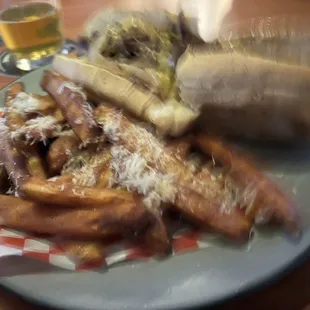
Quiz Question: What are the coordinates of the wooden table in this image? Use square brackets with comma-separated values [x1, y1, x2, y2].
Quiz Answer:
[1, 0, 310, 309]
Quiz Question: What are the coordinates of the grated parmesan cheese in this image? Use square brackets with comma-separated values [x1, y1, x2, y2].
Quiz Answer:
[57, 81, 97, 129]
[6, 187, 14, 195]
[97, 107, 254, 215]
[72, 164, 97, 187]
[254, 207, 272, 225]
[110, 146, 176, 209]
[47, 176, 60, 182]
[72, 188, 86, 197]
[219, 177, 257, 215]
[11, 115, 62, 144]
[66, 152, 110, 187]
[80, 101, 97, 128]
[97, 108, 165, 163]
[102, 111, 122, 142]
[8, 92, 40, 116]
[0, 118, 8, 137]
[57, 82, 87, 100]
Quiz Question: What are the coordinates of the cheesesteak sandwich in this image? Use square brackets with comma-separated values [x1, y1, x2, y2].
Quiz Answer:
[52, 8, 310, 142]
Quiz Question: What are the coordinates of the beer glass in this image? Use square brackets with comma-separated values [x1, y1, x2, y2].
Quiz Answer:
[0, 0, 63, 70]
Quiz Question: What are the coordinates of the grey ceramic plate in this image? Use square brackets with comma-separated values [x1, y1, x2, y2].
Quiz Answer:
[1, 67, 310, 310]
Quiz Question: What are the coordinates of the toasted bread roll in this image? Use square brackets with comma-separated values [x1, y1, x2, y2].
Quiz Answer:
[52, 55, 198, 137]
[177, 47, 310, 141]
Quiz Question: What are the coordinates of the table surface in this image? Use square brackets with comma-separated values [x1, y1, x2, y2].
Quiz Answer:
[1, 0, 310, 309]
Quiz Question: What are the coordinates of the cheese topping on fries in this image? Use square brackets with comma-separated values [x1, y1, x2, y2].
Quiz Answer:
[102, 111, 122, 142]
[57, 82, 87, 100]
[110, 146, 176, 209]
[72, 162, 97, 187]
[98, 107, 250, 214]
[97, 109, 165, 163]
[8, 92, 40, 116]
[57, 81, 97, 130]
[11, 115, 62, 144]
[0, 118, 8, 137]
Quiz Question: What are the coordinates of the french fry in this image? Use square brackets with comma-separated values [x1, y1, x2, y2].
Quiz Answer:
[195, 135, 299, 231]
[0, 123, 29, 192]
[84, 88, 104, 106]
[0, 195, 150, 238]
[95, 106, 251, 239]
[2, 140, 29, 191]
[57, 240, 105, 263]
[30, 94, 66, 123]
[47, 133, 80, 175]
[31, 94, 57, 114]
[175, 184, 251, 238]
[166, 137, 192, 160]
[5, 84, 65, 138]
[52, 107, 66, 123]
[91, 152, 112, 188]
[95, 165, 113, 189]
[143, 211, 171, 254]
[5, 82, 26, 130]
[10, 115, 65, 144]
[20, 177, 138, 208]
[5, 81, 24, 102]
[40, 71, 103, 144]
[23, 145, 48, 179]
[0, 165, 9, 194]
[60, 147, 112, 187]
[48, 174, 74, 184]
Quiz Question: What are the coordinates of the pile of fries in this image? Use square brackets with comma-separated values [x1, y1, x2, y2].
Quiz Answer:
[0, 70, 300, 264]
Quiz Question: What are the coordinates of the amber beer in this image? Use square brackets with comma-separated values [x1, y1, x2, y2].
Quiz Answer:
[0, 2, 63, 62]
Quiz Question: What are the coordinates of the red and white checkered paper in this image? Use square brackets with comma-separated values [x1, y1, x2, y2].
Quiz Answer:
[0, 109, 217, 271]
[0, 227, 217, 270]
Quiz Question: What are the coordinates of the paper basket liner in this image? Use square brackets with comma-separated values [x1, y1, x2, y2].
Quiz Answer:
[0, 226, 218, 270]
